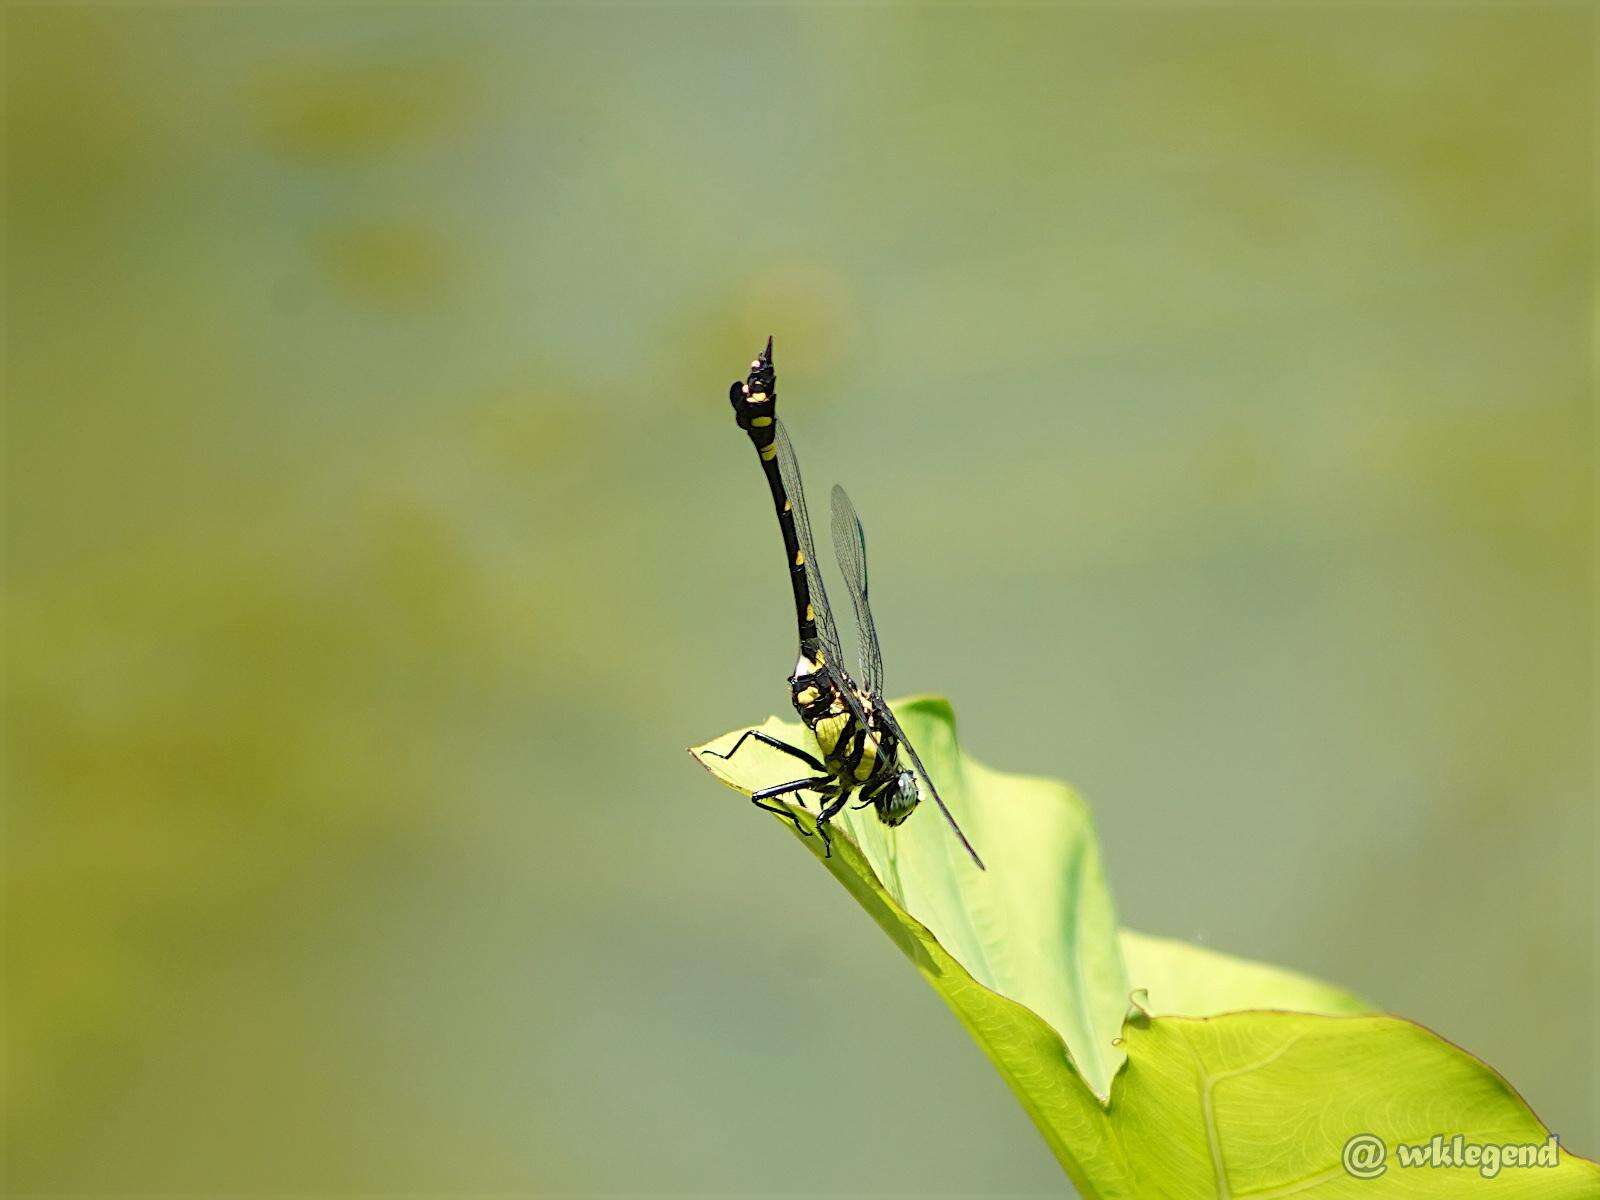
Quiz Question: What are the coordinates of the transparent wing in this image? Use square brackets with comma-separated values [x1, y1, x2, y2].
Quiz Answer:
[773, 424, 875, 751]
[871, 696, 986, 870]
[773, 419, 844, 667]
[829, 485, 885, 697]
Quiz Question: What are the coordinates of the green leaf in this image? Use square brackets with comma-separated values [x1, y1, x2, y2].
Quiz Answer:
[1119, 929, 1374, 1018]
[694, 695, 1131, 1101]
[1111, 1011, 1600, 1198]
[691, 698, 1600, 1197]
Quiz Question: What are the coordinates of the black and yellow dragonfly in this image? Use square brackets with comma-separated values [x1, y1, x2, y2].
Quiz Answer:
[707, 338, 984, 869]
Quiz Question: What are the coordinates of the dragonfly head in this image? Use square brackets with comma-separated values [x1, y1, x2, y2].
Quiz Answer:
[875, 770, 920, 827]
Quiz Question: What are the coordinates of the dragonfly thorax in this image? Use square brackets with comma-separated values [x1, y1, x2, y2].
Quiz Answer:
[788, 657, 900, 791]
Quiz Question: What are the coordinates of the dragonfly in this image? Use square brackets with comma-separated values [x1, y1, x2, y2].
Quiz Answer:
[705, 337, 985, 869]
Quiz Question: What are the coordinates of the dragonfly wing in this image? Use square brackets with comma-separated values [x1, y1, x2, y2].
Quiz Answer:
[829, 484, 885, 696]
[773, 419, 844, 668]
[871, 695, 985, 870]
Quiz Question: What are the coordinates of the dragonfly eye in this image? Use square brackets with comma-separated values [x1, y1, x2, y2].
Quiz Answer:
[877, 771, 920, 826]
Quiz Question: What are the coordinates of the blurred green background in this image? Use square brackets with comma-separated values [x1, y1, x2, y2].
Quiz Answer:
[5, 4, 1594, 1195]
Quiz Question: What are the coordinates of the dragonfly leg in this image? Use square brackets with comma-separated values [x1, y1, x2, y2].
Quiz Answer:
[702, 729, 825, 773]
[751, 775, 834, 837]
[814, 788, 853, 858]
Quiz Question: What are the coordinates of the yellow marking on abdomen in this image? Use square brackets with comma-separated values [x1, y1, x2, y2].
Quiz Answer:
[853, 735, 879, 782]
[812, 713, 849, 756]
[750, 415, 772, 427]
[804, 603, 814, 621]
[759, 443, 777, 461]
[748, 391, 768, 402]
[794, 549, 805, 566]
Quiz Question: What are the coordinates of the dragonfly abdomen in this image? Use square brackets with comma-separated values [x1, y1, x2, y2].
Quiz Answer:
[730, 338, 820, 648]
